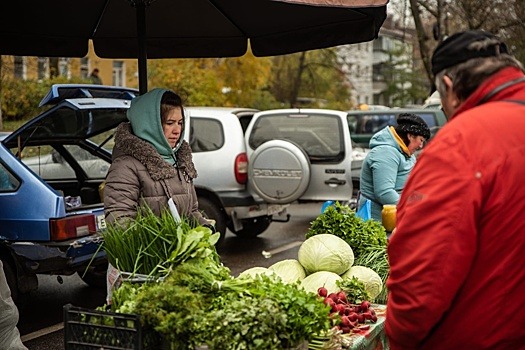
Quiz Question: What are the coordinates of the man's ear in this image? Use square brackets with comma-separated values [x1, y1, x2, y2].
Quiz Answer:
[443, 75, 461, 108]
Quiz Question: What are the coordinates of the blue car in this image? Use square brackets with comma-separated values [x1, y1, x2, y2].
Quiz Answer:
[0, 84, 136, 301]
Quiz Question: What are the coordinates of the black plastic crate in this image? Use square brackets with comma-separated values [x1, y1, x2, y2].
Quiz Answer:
[63, 304, 162, 350]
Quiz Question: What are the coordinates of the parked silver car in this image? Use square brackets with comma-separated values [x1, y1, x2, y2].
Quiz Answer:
[186, 107, 289, 238]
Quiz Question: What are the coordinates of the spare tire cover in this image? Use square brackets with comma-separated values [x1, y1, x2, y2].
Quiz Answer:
[248, 140, 310, 204]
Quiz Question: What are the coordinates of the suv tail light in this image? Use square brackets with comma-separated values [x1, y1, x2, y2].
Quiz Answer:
[50, 214, 97, 241]
[235, 153, 248, 184]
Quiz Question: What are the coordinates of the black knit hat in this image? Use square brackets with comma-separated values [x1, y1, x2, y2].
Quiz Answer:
[431, 30, 508, 76]
[396, 113, 431, 140]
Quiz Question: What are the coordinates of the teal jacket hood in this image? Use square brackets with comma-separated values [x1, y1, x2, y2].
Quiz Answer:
[126, 88, 181, 165]
[369, 126, 401, 151]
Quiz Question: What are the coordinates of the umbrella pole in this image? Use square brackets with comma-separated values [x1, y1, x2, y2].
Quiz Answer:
[136, 2, 148, 95]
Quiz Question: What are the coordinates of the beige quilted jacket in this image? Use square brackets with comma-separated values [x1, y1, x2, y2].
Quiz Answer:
[104, 122, 207, 226]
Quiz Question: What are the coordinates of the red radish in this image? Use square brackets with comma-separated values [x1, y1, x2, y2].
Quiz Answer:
[363, 311, 373, 320]
[324, 298, 336, 310]
[361, 300, 371, 310]
[317, 287, 328, 297]
[341, 326, 351, 334]
[337, 291, 347, 303]
[340, 315, 351, 326]
[331, 304, 339, 313]
[327, 292, 339, 301]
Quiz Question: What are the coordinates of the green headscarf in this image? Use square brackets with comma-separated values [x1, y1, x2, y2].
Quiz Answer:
[126, 88, 183, 165]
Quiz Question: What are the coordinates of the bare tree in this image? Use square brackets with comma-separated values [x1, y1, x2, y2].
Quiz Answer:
[407, 0, 525, 88]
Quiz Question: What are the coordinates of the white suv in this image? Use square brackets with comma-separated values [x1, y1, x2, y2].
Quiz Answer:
[245, 109, 354, 204]
[186, 107, 289, 239]
[187, 107, 356, 240]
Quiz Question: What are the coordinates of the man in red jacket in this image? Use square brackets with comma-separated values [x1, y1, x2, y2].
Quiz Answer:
[386, 30, 525, 349]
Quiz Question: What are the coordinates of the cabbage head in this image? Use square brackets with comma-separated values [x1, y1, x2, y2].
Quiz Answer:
[298, 234, 354, 275]
[268, 259, 306, 284]
[300, 271, 342, 295]
[237, 267, 275, 279]
[342, 265, 383, 300]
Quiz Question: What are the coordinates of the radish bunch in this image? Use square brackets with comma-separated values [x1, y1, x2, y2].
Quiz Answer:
[318, 287, 377, 334]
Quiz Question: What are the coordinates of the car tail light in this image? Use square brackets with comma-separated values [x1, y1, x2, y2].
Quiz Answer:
[235, 153, 248, 184]
[50, 214, 97, 241]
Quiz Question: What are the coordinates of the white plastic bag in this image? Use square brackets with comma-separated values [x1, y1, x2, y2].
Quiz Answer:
[0, 261, 27, 350]
[168, 198, 181, 222]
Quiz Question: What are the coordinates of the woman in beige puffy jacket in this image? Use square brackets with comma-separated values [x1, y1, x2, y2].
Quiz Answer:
[104, 88, 210, 228]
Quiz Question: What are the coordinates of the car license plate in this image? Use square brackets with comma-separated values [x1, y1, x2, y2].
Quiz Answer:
[96, 214, 107, 230]
[268, 204, 287, 216]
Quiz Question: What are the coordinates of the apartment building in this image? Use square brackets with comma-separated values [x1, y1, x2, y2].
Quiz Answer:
[1, 41, 138, 88]
[338, 16, 420, 107]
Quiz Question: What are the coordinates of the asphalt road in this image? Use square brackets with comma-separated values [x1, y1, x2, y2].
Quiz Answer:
[19, 202, 324, 349]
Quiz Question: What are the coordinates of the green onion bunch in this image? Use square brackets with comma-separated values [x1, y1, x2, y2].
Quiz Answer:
[102, 205, 220, 277]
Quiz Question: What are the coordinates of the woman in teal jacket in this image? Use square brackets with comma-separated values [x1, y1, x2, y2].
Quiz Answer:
[358, 113, 430, 222]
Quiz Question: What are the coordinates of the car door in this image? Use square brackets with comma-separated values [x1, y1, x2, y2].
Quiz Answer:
[244, 109, 353, 204]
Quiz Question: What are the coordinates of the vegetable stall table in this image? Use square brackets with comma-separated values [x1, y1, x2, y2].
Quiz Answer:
[345, 304, 388, 350]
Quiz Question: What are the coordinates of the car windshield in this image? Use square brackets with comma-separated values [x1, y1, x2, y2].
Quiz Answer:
[249, 113, 344, 162]
[348, 112, 438, 135]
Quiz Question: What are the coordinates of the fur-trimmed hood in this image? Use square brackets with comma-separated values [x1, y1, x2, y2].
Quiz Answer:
[112, 122, 197, 181]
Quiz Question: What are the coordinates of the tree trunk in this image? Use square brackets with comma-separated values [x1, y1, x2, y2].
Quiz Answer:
[409, 0, 433, 84]
[289, 51, 306, 107]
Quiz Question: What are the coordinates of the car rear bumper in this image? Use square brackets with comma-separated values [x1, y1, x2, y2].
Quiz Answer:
[212, 189, 259, 207]
[214, 190, 289, 220]
[6, 234, 107, 275]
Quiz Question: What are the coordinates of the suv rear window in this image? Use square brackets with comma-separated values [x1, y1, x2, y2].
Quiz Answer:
[248, 113, 344, 162]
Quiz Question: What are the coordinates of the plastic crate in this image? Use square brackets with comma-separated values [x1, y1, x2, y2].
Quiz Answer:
[63, 304, 162, 350]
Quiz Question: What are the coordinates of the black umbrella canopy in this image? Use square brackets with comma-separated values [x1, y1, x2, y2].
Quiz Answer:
[0, 0, 388, 94]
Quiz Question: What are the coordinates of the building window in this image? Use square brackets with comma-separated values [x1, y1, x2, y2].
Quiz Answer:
[14, 56, 26, 79]
[59, 58, 71, 78]
[112, 61, 125, 86]
[80, 58, 89, 79]
[37, 57, 49, 80]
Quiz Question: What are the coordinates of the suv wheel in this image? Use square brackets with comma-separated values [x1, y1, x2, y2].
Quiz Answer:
[228, 216, 272, 238]
[198, 197, 227, 242]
